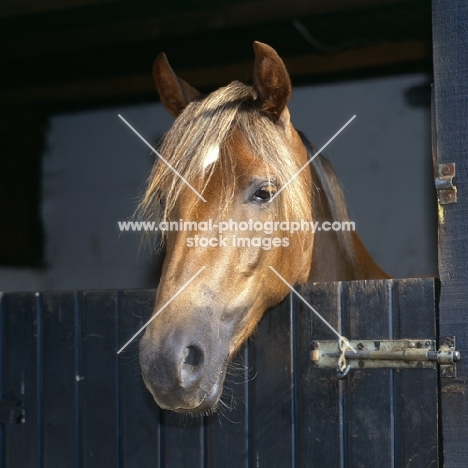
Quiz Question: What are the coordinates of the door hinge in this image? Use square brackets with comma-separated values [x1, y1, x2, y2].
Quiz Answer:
[310, 337, 461, 379]
[0, 399, 25, 424]
[435, 163, 457, 204]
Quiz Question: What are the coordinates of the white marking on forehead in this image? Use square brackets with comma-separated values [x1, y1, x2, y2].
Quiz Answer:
[203, 145, 220, 169]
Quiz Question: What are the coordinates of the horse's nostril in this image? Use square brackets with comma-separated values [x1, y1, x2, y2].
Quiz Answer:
[183, 345, 204, 368]
[180, 345, 205, 389]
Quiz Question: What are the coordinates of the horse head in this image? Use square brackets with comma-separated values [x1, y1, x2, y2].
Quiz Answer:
[138, 42, 315, 413]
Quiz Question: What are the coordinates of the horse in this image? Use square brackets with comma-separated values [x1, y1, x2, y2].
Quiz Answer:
[138, 41, 388, 414]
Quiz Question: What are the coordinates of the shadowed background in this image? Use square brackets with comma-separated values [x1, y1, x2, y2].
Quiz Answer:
[0, 0, 436, 291]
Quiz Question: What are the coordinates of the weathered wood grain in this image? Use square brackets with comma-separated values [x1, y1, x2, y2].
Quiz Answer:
[433, 1, 468, 466]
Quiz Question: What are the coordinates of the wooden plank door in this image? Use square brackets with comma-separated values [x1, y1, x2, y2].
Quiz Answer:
[0, 280, 440, 467]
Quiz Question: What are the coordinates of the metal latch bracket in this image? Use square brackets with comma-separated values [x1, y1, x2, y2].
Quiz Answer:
[436, 163, 457, 204]
[310, 337, 460, 379]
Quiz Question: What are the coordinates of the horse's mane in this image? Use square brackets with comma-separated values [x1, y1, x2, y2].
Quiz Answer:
[138, 81, 311, 233]
[298, 131, 356, 267]
[137, 80, 356, 268]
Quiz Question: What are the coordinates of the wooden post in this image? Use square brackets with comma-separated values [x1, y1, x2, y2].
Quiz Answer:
[432, 1, 468, 466]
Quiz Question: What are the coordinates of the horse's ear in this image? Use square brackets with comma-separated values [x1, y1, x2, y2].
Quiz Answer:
[153, 53, 201, 117]
[253, 41, 292, 121]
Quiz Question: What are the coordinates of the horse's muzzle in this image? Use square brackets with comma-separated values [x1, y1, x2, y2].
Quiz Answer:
[139, 324, 228, 413]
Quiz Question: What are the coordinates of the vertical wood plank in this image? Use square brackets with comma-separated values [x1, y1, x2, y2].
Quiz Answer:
[432, 1, 468, 466]
[81, 291, 119, 468]
[119, 290, 161, 468]
[161, 412, 204, 468]
[345, 280, 395, 467]
[296, 282, 343, 467]
[42, 291, 79, 468]
[250, 295, 294, 467]
[396, 278, 438, 468]
[1, 292, 41, 467]
[205, 345, 249, 468]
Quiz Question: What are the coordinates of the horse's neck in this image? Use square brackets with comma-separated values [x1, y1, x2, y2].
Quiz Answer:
[308, 227, 389, 282]
[307, 163, 389, 282]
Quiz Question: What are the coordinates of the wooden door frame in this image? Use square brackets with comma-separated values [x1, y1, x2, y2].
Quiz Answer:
[432, 1, 468, 466]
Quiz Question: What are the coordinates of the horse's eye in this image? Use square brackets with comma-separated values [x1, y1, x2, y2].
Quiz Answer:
[252, 183, 277, 202]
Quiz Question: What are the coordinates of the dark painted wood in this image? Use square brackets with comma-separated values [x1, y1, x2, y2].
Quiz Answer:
[205, 345, 249, 468]
[81, 291, 119, 468]
[296, 282, 343, 467]
[1, 293, 41, 467]
[42, 291, 79, 468]
[161, 412, 204, 468]
[297, 278, 439, 468]
[118, 290, 161, 468]
[250, 295, 295, 467]
[432, 1, 468, 466]
[0, 281, 439, 467]
[396, 279, 438, 468]
[345, 280, 395, 467]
